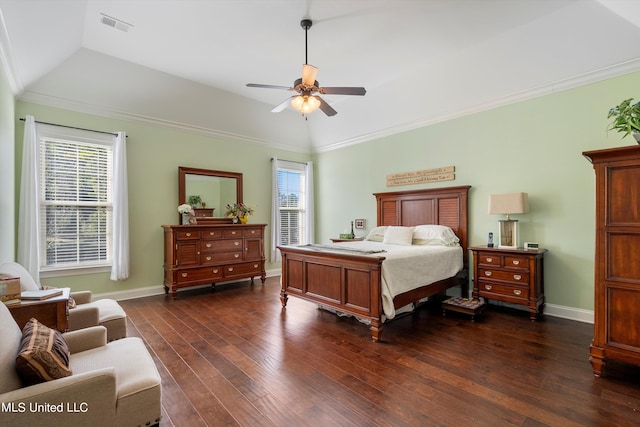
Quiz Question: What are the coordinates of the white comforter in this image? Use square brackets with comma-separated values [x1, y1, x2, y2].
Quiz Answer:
[330, 240, 463, 319]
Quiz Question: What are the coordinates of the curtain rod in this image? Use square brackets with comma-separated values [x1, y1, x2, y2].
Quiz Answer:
[20, 118, 122, 137]
[271, 157, 308, 165]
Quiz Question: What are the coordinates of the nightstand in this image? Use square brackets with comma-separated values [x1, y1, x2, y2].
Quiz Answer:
[469, 247, 547, 320]
[8, 287, 70, 331]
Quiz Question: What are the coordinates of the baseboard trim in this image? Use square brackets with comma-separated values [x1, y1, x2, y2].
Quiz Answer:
[93, 268, 281, 301]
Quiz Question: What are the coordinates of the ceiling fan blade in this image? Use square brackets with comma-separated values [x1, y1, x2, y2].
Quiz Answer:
[301, 64, 318, 87]
[316, 96, 337, 116]
[271, 97, 293, 113]
[319, 87, 366, 96]
[247, 83, 292, 90]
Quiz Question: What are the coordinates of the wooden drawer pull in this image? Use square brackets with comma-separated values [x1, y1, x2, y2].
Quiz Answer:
[486, 257, 492, 263]
[484, 271, 492, 277]
[512, 260, 520, 265]
[206, 243, 212, 248]
[513, 289, 522, 296]
[513, 274, 522, 281]
[484, 284, 492, 290]
[181, 273, 188, 278]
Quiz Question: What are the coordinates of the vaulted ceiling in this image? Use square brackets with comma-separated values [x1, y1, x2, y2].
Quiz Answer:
[2, 0, 640, 153]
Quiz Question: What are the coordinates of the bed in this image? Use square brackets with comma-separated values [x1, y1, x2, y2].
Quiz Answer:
[278, 185, 470, 341]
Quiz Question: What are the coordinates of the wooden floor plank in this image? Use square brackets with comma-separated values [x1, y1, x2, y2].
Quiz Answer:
[118, 277, 640, 427]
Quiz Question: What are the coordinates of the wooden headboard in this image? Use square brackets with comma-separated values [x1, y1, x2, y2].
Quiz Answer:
[374, 185, 471, 265]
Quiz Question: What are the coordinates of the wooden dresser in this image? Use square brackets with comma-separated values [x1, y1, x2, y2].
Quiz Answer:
[584, 145, 640, 376]
[162, 224, 266, 298]
[470, 246, 547, 320]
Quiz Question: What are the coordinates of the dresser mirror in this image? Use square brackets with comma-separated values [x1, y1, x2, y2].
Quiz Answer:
[178, 167, 243, 223]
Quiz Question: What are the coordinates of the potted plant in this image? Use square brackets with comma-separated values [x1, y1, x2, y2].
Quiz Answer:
[224, 202, 254, 224]
[608, 98, 640, 143]
[187, 195, 202, 208]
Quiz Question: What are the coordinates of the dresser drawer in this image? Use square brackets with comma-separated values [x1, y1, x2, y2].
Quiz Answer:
[477, 252, 501, 266]
[478, 281, 529, 302]
[176, 230, 199, 240]
[223, 261, 263, 278]
[222, 229, 242, 239]
[175, 266, 223, 283]
[243, 227, 263, 238]
[208, 251, 243, 263]
[478, 268, 529, 285]
[201, 229, 221, 239]
[201, 239, 243, 252]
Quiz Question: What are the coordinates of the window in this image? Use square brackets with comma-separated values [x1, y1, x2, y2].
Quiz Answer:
[277, 167, 306, 246]
[39, 132, 114, 271]
[271, 159, 314, 261]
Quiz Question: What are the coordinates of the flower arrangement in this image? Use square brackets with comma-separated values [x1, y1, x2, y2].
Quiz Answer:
[225, 202, 254, 219]
[178, 204, 193, 214]
[608, 98, 640, 141]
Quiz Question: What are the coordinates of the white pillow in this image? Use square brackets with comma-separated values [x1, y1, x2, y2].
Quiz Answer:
[412, 225, 459, 245]
[382, 226, 414, 246]
[365, 226, 387, 242]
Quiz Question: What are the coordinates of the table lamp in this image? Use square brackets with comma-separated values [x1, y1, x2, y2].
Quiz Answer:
[488, 192, 529, 248]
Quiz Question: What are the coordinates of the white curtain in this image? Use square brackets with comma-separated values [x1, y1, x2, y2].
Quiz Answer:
[110, 131, 129, 280]
[270, 158, 280, 262]
[17, 115, 41, 283]
[304, 161, 315, 245]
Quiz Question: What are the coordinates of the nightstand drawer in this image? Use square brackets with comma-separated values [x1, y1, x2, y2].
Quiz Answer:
[479, 268, 529, 284]
[477, 252, 501, 266]
[504, 256, 529, 270]
[478, 281, 529, 302]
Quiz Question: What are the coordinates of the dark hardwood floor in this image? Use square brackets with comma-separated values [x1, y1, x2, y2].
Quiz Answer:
[119, 277, 640, 427]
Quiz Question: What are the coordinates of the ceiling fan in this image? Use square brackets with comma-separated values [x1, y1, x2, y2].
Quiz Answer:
[246, 19, 366, 117]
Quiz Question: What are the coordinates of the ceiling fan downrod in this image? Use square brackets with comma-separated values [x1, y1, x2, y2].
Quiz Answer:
[300, 19, 312, 65]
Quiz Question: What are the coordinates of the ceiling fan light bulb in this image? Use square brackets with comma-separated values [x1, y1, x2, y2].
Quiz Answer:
[307, 95, 321, 112]
[291, 95, 305, 111]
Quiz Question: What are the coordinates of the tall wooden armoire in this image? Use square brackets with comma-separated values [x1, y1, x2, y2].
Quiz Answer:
[583, 145, 640, 376]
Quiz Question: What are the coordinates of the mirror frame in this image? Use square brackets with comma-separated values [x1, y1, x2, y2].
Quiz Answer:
[178, 166, 243, 224]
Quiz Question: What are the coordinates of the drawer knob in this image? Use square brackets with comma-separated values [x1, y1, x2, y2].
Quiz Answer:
[209, 232, 215, 236]
[181, 273, 188, 278]
[206, 243, 212, 248]
[484, 271, 492, 277]
[251, 230, 256, 234]
[186, 232, 191, 237]
[206, 256, 212, 261]
[254, 264, 258, 268]
[512, 260, 520, 265]
[213, 269, 218, 273]
[234, 241, 240, 246]
[514, 289, 522, 296]
[486, 257, 492, 263]
[228, 267, 234, 272]
[234, 254, 240, 258]
[231, 231, 237, 235]
[514, 274, 522, 281]
[484, 284, 492, 290]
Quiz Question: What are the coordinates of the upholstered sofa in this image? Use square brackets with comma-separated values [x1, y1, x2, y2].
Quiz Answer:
[0, 262, 127, 341]
[0, 302, 161, 426]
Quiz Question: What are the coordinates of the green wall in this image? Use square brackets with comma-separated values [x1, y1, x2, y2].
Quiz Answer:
[9, 71, 640, 313]
[14, 102, 310, 295]
[313, 71, 640, 312]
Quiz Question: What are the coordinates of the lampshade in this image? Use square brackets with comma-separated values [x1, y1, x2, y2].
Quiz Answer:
[291, 94, 321, 114]
[488, 192, 529, 219]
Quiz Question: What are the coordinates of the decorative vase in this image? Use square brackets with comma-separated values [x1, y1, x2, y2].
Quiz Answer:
[181, 213, 190, 225]
[232, 217, 238, 224]
[239, 216, 248, 224]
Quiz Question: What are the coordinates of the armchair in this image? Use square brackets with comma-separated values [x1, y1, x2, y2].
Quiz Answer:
[0, 302, 161, 426]
[0, 262, 127, 341]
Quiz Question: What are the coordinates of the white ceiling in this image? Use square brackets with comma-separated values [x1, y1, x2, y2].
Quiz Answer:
[2, 0, 640, 153]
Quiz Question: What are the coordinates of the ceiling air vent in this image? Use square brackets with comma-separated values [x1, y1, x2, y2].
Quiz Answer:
[100, 13, 132, 32]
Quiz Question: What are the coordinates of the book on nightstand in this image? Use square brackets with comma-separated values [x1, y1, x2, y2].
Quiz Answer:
[20, 289, 63, 300]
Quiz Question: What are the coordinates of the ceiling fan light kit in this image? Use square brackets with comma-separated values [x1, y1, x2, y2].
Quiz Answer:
[246, 19, 366, 117]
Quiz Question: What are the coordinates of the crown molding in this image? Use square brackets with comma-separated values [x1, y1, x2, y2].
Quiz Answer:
[17, 91, 313, 154]
[0, 8, 23, 95]
[315, 58, 640, 153]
